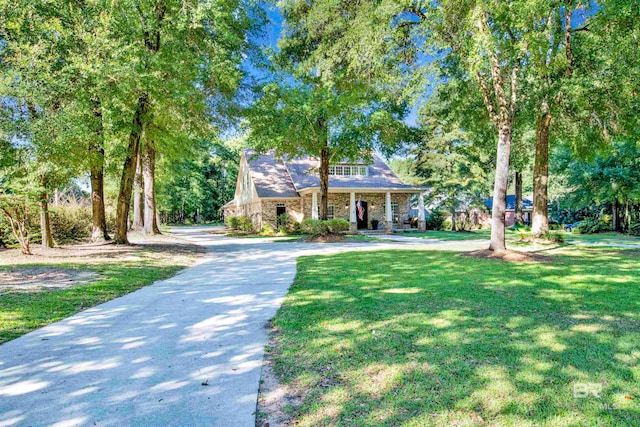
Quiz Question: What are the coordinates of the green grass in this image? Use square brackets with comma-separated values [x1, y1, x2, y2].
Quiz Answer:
[270, 248, 640, 426]
[0, 261, 186, 344]
[565, 232, 640, 246]
[399, 229, 494, 241]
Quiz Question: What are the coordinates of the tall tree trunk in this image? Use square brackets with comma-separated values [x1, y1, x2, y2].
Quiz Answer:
[142, 140, 161, 235]
[319, 145, 329, 221]
[612, 200, 619, 232]
[39, 175, 54, 249]
[514, 171, 524, 225]
[532, 101, 551, 237]
[114, 95, 148, 244]
[489, 125, 513, 252]
[132, 148, 144, 231]
[90, 99, 110, 242]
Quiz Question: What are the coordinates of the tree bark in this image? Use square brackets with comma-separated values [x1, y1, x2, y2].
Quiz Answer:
[489, 125, 513, 252]
[114, 95, 148, 244]
[612, 200, 619, 231]
[515, 171, 523, 225]
[89, 98, 110, 242]
[39, 176, 54, 249]
[142, 140, 161, 235]
[132, 147, 144, 231]
[319, 144, 330, 221]
[532, 101, 551, 237]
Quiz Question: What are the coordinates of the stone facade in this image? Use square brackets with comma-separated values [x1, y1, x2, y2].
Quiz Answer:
[302, 192, 413, 230]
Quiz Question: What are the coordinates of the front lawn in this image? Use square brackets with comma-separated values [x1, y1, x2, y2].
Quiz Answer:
[269, 248, 640, 426]
[565, 232, 640, 246]
[398, 229, 494, 241]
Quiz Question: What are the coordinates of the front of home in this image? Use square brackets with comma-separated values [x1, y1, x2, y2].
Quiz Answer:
[223, 150, 427, 232]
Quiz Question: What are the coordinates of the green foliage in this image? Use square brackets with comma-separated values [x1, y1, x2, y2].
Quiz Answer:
[576, 218, 610, 234]
[226, 216, 253, 232]
[225, 216, 240, 230]
[277, 213, 292, 234]
[49, 205, 92, 243]
[424, 210, 445, 231]
[300, 219, 349, 236]
[260, 223, 276, 236]
[629, 222, 640, 236]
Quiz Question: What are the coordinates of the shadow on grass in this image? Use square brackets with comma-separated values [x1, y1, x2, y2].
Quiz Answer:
[0, 262, 186, 344]
[271, 249, 640, 426]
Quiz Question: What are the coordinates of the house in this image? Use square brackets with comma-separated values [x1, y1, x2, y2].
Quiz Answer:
[223, 149, 427, 232]
[484, 195, 533, 226]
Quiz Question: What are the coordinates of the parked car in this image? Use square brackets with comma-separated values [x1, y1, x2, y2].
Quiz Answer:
[564, 221, 582, 232]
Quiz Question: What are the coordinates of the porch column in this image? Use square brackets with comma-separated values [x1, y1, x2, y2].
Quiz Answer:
[349, 192, 357, 232]
[312, 192, 319, 220]
[418, 192, 426, 231]
[385, 192, 393, 233]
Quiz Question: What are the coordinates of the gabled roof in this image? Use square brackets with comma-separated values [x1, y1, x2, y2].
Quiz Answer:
[243, 149, 421, 198]
[243, 150, 299, 198]
[485, 195, 533, 211]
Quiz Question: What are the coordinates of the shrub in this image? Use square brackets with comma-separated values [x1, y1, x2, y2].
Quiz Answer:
[236, 216, 253, 232]
[326, 218, 349, 234]
[370, 219, 380, 230]
[277, 213, 292, 234]
[629, 222, 640, 236]
[425, 210, 445, 230]
[576, 217, 608, 234]
[441, 220, 452, 231]
[261, 223, 276, 236]
[300, 219, 348, 236]
[225, 216, 240, 230]
[49, 205, 92, 243]
[300, 219, 327, 236]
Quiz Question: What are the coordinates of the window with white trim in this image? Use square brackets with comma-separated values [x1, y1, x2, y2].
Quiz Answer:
[391, 202, 399, 223]
[327, 203, 335, 219]
[328, 164, 368, 176]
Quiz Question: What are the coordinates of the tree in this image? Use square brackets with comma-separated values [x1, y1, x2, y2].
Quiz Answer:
[270, 0, 536, 251]
[247, 79, 414, 220]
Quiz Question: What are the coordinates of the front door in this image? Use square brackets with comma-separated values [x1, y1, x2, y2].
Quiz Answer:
[356, 201, 368, 229]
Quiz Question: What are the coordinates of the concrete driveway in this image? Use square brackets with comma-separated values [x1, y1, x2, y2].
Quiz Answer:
[0, 227, 484, 427]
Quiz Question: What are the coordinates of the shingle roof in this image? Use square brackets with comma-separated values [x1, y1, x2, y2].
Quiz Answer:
[485, 195, 533, 211]
[244, 150, 299, 198]
[243, 149, 421, 198]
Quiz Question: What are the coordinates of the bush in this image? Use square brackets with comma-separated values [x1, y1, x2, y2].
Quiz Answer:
[576, 217, 609, 234]
[277, 213, 292, 234]
[326, 218, 349, 234]
[225, 216, 239, 230]
[226, 215, 252, 232]
[425, 210, 445, 230]
[441, 220, 452, 231]
[370, 219, 380, 230]
[629, 222, 640, 236]
[300, 219, 349, 236]
[237, 216, 253, 232]
[261, 223, 276, 236]
[49, 205, 92, 243]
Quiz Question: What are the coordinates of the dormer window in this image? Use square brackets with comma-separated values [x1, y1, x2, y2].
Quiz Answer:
[329, 165, 368, 176]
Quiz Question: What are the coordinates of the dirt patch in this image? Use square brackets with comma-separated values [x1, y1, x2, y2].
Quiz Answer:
[257, 322, 303, 427]
[0, 267, 99, 293]
[302, 234, 349, 243]
[0, 232, 206, 266]
[461, 249, 552, 263]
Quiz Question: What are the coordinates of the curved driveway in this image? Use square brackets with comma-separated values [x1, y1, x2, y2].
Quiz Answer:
[0, 227, 484, 427]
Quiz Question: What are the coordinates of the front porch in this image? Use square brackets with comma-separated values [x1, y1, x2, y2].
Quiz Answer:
[300, 189, 427, 233]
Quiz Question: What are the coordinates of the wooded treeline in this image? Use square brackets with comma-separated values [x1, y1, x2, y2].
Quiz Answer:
[1, 0, 256, 253]
[2, 0, 638, 254]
